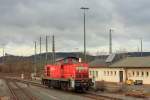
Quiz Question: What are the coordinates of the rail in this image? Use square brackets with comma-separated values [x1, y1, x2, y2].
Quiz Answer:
[6, 77, 122, 100]
[13, 81, 38, 100]
[5, 78, 39, 100]
[5, 80, 18, 100]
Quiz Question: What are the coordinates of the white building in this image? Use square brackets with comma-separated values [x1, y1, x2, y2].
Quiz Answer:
[89, 56, 150, 85]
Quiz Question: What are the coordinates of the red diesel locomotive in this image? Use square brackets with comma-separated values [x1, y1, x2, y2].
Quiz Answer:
[41, 57, 93, 91]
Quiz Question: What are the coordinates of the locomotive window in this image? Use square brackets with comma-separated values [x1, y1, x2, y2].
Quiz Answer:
[72, 59, 78, 63]
[76, 66, 87, 72]
[68, 58, 72, 63]
[64, 59, 67, 63]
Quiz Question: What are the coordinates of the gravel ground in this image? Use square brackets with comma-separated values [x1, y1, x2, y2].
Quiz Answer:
[0, 79, 11, 100]
[92, 91, 149, 100]
[28, 79, 150, 100]
[12, 81, 93, 100]
[0, 78, 93, 100]
[25, 84, 94, 100]
[4, 77, 150, 100]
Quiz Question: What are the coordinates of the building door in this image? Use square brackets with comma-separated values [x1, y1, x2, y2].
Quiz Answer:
[119, 71, 123, 82]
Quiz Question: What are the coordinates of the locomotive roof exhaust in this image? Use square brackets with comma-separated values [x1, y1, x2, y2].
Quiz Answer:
[79, 58, 82, 62]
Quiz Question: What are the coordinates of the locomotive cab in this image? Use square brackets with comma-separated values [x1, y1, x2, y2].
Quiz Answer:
[75, 65, 88, 79]
[74, 64, 92, 91]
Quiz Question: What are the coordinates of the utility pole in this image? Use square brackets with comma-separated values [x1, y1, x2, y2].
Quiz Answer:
[52, 35, 55, 64]
[45, 35, 48, 65]
[80, 7, 89, 62]
[34, 41, 37, 75]
[141, 38, 143, 56]
[109, 29, 112, 54]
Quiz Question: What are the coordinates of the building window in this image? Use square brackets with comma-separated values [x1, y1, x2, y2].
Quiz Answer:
[128, 73, 131, 77]
[136, 71, 139, 76]
[104, 71, 106, 75]
[96, 71, 98, 77]
[133, 71, 135, 76]
[146, 72, 149, 77]
[92, 71, 94, 76]
[141, 72, 144, 77]
[114, 71, 116, 75]
[107, 71, 109, 76]
[104, 71, 106, 76]
[110, 71, 113, 76]
[90, 71, 92, 75]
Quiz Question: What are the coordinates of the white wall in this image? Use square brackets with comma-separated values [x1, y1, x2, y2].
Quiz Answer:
[89, 67, 150, 84]
[127, 68, 150, 84]
[89, 68, 126, 83]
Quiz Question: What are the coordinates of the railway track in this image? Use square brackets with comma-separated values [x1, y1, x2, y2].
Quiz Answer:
[6, 81, 18, 100]
[6, 77, 122, 100]
[6, 79, 38, 100]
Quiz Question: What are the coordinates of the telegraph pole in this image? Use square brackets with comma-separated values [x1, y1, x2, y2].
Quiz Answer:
[34, 41, 37, 75]
[109, 29, 112, 54]
[80, 7, 89, 62]
[52, 35, 55, 64]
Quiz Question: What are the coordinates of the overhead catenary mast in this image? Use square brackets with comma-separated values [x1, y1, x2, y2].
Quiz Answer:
[141, 38, 143, 56]
[109, 29, 112, 54]
[34, 41, 37, 74]
[45, 35, 48, 64]
[52, 35, 55, 64]
[3, 48, 5, 64]
[39, 36, 42, 67]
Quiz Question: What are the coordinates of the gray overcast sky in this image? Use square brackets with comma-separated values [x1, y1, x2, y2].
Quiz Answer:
[0, 0, 150, 56]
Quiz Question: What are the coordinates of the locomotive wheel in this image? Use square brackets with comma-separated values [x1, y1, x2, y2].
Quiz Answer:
[60, 82, 68, 91]
[75, 86, 86, 93]
[48, 81, 52, 88]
